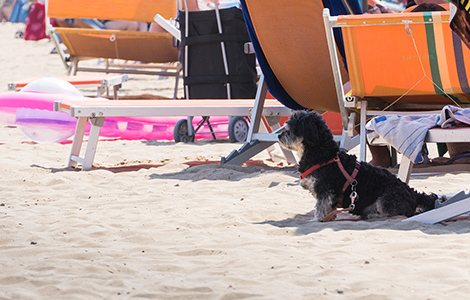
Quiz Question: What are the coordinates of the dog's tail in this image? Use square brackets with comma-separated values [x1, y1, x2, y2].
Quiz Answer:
[416, 192, 438, 212]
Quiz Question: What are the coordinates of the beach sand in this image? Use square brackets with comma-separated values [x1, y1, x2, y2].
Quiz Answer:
[1, 23, 470, 300]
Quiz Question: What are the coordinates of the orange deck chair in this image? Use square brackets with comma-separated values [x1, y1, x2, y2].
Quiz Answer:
[324, 9, 470, 183]
[221, 0, 363, 165]
[45, 0, 181, 98]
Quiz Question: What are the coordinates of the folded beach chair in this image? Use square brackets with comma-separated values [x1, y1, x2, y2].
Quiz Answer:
[323, 9, 470, 183]
[173, 3, 258, 143]
[220, 0, 362, 165]
[45, 0, 182, 99]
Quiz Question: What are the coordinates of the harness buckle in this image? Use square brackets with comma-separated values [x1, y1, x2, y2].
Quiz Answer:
[349, 181, 358, 211]
[350, 190, 358, 202]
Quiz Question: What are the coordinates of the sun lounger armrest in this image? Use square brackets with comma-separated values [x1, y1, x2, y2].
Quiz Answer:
[154, 14, 181, 40]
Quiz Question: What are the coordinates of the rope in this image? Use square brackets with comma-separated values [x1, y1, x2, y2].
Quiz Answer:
[381, 24, 461, 112]
[110, 34, 127, 68]
[353, 22, 462, 131]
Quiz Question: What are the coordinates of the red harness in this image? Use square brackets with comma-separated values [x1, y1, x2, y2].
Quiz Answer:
[300, 155, 361, 222]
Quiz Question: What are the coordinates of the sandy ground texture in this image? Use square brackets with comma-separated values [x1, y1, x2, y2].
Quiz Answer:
[2, 23, 470, 300]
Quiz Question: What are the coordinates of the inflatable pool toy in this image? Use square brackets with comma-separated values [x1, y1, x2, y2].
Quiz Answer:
[0, 91, 229, 143]
[20, 77, 84, 96]
[8, 78, 85, 143]
[0, 85, 229, 143]
[0, 90, 93, 143]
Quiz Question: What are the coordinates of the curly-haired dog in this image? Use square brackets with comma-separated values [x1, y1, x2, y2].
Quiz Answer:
[278, 111, 438, 221]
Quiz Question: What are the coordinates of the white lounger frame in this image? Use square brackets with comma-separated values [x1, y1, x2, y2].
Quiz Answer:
[8, 74, 128, 99]
[54, 75, 293, 170]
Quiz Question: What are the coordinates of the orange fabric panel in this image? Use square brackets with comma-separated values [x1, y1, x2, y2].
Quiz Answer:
[342, 25, 364, 99]
[245, 0, 348, 113]
[57, 31, 178, 62]
[339, 11, 470, 105]
[47, 0, 176, 22]
[353, 22, 433, 97]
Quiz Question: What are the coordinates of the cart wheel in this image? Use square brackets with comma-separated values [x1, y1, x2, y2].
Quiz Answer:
[174, 119, 195, 143]
[228, 116, 249, 143]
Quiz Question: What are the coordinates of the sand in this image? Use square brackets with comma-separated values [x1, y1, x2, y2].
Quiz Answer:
[1, 22, 470, 300]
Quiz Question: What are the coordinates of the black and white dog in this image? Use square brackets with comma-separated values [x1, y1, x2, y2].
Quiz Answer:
[278, 111, 438, 221]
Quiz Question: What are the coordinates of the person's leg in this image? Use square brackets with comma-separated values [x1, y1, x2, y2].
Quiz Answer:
[104, 20, 139, 31]
[0, 6, 10, 22]
[1, 0, 16, 22]
[137, 21, 148, 32]
[148, 22, 165, 32]
[368, 144, 391, 168]
[0, 9, 6, 22]
[185, 0, 199, 11]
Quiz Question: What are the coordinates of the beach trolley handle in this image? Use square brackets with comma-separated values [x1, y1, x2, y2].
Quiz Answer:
[181, 0, 231, 100]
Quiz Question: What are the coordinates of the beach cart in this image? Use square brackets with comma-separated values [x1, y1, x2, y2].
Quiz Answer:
[173, 0, 258, 142]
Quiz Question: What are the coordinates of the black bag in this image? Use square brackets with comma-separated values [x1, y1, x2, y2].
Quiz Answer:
[179, 7, 257, 99]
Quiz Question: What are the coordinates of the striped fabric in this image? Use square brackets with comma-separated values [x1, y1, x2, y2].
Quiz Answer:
[338, 11, 470, 105]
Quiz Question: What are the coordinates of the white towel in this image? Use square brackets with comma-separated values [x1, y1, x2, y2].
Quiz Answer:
[366, 105, 470, 163]
[438, 105, 470, 128]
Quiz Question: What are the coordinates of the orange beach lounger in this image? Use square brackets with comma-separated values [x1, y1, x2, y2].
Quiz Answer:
[45, 0, 181, 99]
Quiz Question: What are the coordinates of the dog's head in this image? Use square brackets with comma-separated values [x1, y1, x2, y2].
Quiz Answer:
[278, 111, 335, 156]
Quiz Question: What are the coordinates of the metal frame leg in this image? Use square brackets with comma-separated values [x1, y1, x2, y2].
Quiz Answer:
[221, 74, 295, 165]
[397, 155, 413, 184]
[68, 117, 88, 168]
[81, 117, 104, 171]
[247, 74, 268, 142]
[359, 101, 367, 162]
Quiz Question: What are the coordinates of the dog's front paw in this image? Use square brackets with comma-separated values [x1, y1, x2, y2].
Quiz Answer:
[314, 209, 336, 222]
[314, 199, 336, 222]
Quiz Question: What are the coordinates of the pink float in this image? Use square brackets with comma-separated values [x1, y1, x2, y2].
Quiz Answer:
[0, 91, 229, 143]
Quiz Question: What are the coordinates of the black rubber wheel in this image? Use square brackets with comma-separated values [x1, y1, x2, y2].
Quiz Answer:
[173, 119, 195, 143]
[228, 116, 249, 143]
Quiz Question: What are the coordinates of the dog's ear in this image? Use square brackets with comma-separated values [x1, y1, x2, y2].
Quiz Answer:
[291, 111, 332, 147]
[288, 111, 314, 141]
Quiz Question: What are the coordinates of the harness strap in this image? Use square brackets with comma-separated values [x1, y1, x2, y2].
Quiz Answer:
[336, 158, 361, 192]
[299, 154, 362, 222]
[300, 157, 336, 179]
[300, 155, 361, 192]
